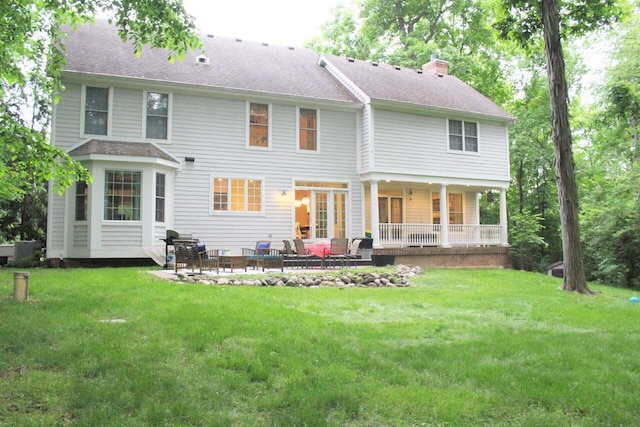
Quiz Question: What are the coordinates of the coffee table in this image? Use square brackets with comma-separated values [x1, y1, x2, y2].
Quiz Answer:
[219, 255, 248, 272]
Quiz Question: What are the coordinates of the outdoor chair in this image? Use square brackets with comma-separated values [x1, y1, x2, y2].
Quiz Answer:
[346, 238, 362, 267]
[173, 239, 219, 274]
[256, 248, 284, 272]
[293, 238, 315, 268]
[323, 238, 349, 268]
[280, 240, 297, 268]
[242, 241, 271, 269]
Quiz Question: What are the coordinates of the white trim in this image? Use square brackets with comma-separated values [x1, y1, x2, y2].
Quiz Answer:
[246, 101, 273, 150]
[209, 175, 266, 215]
[80, 84, 113, 137]
[142, 90, 173, 143]
[296, 107, 321, 153]
[446, 118, 481, 155]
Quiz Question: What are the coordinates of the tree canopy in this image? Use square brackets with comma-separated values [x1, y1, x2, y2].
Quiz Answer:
[0, 0, 201, 202]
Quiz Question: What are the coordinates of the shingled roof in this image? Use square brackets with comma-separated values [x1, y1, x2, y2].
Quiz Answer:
[62, 21, 513, 121]
[323, 55, 514, 121]
[69, 140, 177, 163]
[62, 21, 358, 104]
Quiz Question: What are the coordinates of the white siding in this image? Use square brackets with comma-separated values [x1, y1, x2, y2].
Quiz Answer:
[102, 223, 143, 246]
[464, 191, 478, 225]
[112, 88, 143, 139]
[73, 224, 88, 248]
[373, 109, 510, 182]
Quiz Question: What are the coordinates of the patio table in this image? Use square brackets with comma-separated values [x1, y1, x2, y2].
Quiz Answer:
[219, 255, 248, 272]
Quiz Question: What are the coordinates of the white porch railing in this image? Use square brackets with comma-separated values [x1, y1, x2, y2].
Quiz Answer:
[379, 224, 502, 247]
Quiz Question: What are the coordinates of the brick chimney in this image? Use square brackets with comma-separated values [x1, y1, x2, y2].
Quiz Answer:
[422, 54, 449, 75]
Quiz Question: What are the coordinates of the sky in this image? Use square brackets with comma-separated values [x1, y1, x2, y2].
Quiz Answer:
[182, 0, 345, 47]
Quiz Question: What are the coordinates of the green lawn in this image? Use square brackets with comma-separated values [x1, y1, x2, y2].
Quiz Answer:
[1, 267, 639, 426]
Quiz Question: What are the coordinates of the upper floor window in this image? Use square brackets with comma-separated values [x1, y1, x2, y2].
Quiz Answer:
[85, 86, 109, 135]
[146, 92, 169, 140]
[299, 108, 317, 151]
[75, 181, 88, 221]
[104, 170, 141, 221]
[155, 173, 165, 222]
[249, 103, 269, 147]
[448, 119, 478, 152]
[212, 178, 262, 213]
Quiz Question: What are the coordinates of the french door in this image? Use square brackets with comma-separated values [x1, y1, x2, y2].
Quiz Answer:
[313, 191, 346, 239]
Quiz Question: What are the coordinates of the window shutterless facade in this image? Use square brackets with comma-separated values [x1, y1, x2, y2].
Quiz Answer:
[298, 108, 318, 151]
[146, 92, 169, 140]
[75, 181, 88, 221]
[248, 103, 270, 147]
[448, 119, 478, 152]
[212, 178, 262, 213]
[84, 86, 109, 135]
[155, 173, 165, 222]
[104, 170, 141, 221]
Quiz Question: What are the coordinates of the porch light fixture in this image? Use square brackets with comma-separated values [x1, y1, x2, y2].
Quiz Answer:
[280, 190, 289, 201]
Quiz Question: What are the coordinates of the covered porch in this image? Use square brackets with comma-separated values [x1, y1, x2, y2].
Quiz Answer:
[365, 179, 509, 249]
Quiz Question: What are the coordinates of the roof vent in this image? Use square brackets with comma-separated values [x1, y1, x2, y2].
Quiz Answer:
[195, 55, 210, 66]
[207, 34, 214, 38]
[347, 57, 355, 63]
[262, 42, 269, 46]
[417, 69, 423, 74]
[395, 66, 401, 70]
[437, 73, 444, 78]
[372, 62, 379, 66]
[235, 38, 242, 42]
[288, 46, 295, 50]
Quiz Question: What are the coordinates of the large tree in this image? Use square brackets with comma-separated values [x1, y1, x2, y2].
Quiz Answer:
[0, 0, 201, 203]
[495, 0, 623, 294]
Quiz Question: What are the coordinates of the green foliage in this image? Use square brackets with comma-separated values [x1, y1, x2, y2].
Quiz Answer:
[1, 268, 640, 425]
[509, 208, 548, 270]
[0, 0, 201, 202]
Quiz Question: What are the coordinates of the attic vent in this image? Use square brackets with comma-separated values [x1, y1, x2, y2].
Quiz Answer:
[195, 55, 210, 66]
[347, 57, 355, 63]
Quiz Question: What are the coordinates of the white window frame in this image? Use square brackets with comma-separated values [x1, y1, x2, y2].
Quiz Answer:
[210, 176, 265, 215]
[296, 107, 320, 153]
[80, 84, 113, 137]
[143, 91, 172, 142]
[447, 119, 480, 154]
[246, 102, 272, 150]
[103, 170, 142, 222]
[432, 192, 465, 224]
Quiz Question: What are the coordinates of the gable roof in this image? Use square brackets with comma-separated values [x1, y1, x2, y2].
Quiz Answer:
[62, 21, 358, 104]
[322, 55, 515, 122]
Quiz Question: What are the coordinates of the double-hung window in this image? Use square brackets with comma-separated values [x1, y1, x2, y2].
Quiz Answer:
[104, 170, 141, 221]
[75, 182, 88, 221]
[298, 108, 318, 151]
[155, 173, 165, 222]
[84, 86, 109, 135]
[212, 178, 262, 213]
[249, 103, 270, 147]
[448, 119, 478, 152]
[146, 92, 169, 140]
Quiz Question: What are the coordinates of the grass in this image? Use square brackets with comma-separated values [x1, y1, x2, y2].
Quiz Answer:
[1, 267, 639, 426]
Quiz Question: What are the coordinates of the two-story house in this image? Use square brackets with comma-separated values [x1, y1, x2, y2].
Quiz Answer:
[47, 21, 515, 266]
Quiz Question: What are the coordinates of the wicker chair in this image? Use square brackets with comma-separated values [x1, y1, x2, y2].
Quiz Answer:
[173, 240, 219, 274]
[242, 241, 271, 269]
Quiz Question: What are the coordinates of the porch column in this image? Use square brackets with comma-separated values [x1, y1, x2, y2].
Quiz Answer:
[500, 187, 509, 246]
[440, 184, 451, 248]
[370, 180, 381, 248]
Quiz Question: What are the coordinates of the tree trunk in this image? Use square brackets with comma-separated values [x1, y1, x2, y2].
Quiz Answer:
[540, 0, 592, 294]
